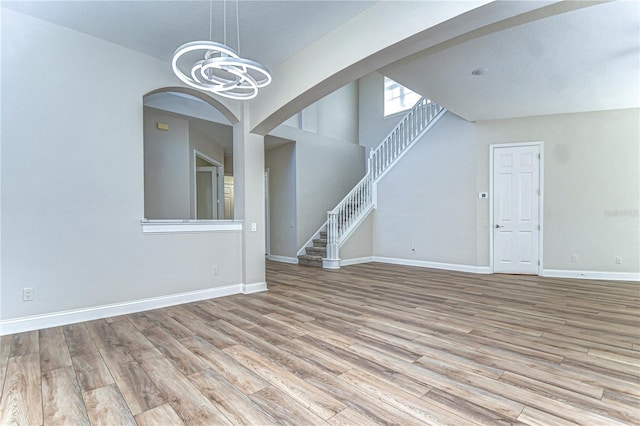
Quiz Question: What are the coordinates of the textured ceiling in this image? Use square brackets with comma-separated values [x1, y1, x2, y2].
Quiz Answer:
[382, 1, 640, 121]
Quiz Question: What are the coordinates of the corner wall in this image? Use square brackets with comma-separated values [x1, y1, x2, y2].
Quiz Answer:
[265, 142, 297, 258]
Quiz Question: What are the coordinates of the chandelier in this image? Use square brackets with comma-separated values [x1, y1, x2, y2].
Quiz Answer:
[171, 1, 272, 100]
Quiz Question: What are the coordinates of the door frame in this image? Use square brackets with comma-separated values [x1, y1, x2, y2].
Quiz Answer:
[265, 169, 270, 257]
[489, 141, 544, 276]
[193, 150, 223, 219]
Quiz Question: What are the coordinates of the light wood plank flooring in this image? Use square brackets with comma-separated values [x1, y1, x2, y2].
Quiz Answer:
[1, 261, 638, 425]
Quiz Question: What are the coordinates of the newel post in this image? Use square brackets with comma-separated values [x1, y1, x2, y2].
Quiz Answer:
[323, 212, 341, 269]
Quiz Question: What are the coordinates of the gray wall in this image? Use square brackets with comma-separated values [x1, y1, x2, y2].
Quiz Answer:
[476, 108, 640, 273]
[189, 125, 225, 219]
[373, 113, 478, 265]
[144, 109, 191, 219]
[358, 72, 404, 151]
[295, 135, 366, 249]
[267, 127, 366, 257]
[283, 82, 360, 144]
[265, 142, 297, 257]
[268, 82, 366, 258]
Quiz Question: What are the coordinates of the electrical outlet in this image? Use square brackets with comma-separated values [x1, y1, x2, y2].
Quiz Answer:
[571, 254, 579, 263]
[23, 288, 34, 302]
[212, 265, 219, 275]
[615, 256, 622, 265]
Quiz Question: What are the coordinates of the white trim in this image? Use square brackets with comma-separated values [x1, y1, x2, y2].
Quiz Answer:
[0, 284, 244, 336]
[489, 141, 544, 275]
[374, 257, 491, 274]
[322, 258, 341, 269]
[194, 150, 224, 220]
[543, 269, 640, 282]
[265, 169, 270, 256]
[141, 220, 242, 233]
[340, 257, 375, 266]
[268, 255, 299, 264]
[243, 282, 268, 294]
[338, 204, 374, 249]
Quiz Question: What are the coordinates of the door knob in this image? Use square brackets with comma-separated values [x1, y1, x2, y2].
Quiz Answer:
[495, 224, 504, 228]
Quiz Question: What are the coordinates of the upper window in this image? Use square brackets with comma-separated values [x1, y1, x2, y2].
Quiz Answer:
[384, 76, 422, 117]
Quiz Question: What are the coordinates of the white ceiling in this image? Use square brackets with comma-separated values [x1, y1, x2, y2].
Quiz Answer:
[4, 1, 639, 122]
[2, 0, 375, 70]
[382, 1, 640, 121]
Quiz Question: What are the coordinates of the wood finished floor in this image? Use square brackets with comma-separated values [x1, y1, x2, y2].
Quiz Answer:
[1, 261, 639, 425]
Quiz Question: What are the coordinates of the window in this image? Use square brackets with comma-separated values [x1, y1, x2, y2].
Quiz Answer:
[384, 76, 422, 117]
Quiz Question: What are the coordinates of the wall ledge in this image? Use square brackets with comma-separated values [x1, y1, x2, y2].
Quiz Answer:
[141, 219, 242, 233]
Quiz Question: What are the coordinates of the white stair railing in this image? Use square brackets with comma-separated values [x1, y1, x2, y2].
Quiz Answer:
[304, 97, 445, 268]
[325, 171, 373, 268]
[370, 98, 443, 181]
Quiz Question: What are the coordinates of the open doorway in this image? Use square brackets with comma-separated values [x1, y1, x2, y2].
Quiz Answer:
[194, 151, 223, 219]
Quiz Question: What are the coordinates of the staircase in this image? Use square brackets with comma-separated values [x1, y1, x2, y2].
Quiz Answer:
[297, 98, 445, 268]
[297, 231, 327, 266]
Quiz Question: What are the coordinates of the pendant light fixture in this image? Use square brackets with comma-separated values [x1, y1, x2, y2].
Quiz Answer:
[171, 0, 272, 100]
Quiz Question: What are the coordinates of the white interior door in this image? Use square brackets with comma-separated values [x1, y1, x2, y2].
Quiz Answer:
[224, 176, 234, 219]
[492, 144, 541, 274]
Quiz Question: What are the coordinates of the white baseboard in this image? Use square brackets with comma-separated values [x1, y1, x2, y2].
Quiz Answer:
[243, 281, 268, 294]
[341, 257, 375, 266]
[543, 269, 640, 281]
[0, 284, 245, 336]
[268, 255, 298, 264]
[374, 257, 491, 274]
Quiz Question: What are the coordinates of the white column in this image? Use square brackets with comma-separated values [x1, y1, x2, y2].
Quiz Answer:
[234, 104, 267, 293]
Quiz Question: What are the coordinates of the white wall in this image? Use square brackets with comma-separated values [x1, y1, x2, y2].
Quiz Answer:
[264, 142, 297, 258]
[1, 10, 245, 324]
[476, 108, 640, 274]
[373, 113, 478, 265]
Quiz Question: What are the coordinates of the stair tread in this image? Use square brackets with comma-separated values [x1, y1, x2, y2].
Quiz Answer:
[298, 254, 323, 261]
[306, 247, 326, 254]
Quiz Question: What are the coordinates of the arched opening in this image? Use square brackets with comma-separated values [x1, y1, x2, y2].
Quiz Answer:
[142, 87, 237, 220]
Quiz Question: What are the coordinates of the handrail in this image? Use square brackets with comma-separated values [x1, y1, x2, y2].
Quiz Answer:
[328, 172, 372, 215]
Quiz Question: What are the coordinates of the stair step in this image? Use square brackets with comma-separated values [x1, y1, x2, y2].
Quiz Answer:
[306, 246, 326, 256]
[313, 239, 327, 247]
[319, 231, 327, 239]
[297, 254, 323, 267]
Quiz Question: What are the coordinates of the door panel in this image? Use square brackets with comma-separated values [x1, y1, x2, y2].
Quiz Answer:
[493, 145, 540, 274]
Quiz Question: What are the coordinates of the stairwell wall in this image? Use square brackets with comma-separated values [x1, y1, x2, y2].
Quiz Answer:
[372, 113, 478, 266]
[267, 82, 365, 259]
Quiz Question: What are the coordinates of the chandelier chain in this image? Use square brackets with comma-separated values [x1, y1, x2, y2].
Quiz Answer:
[236, 0, 240, 54]
[208, 0, 213, 41]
